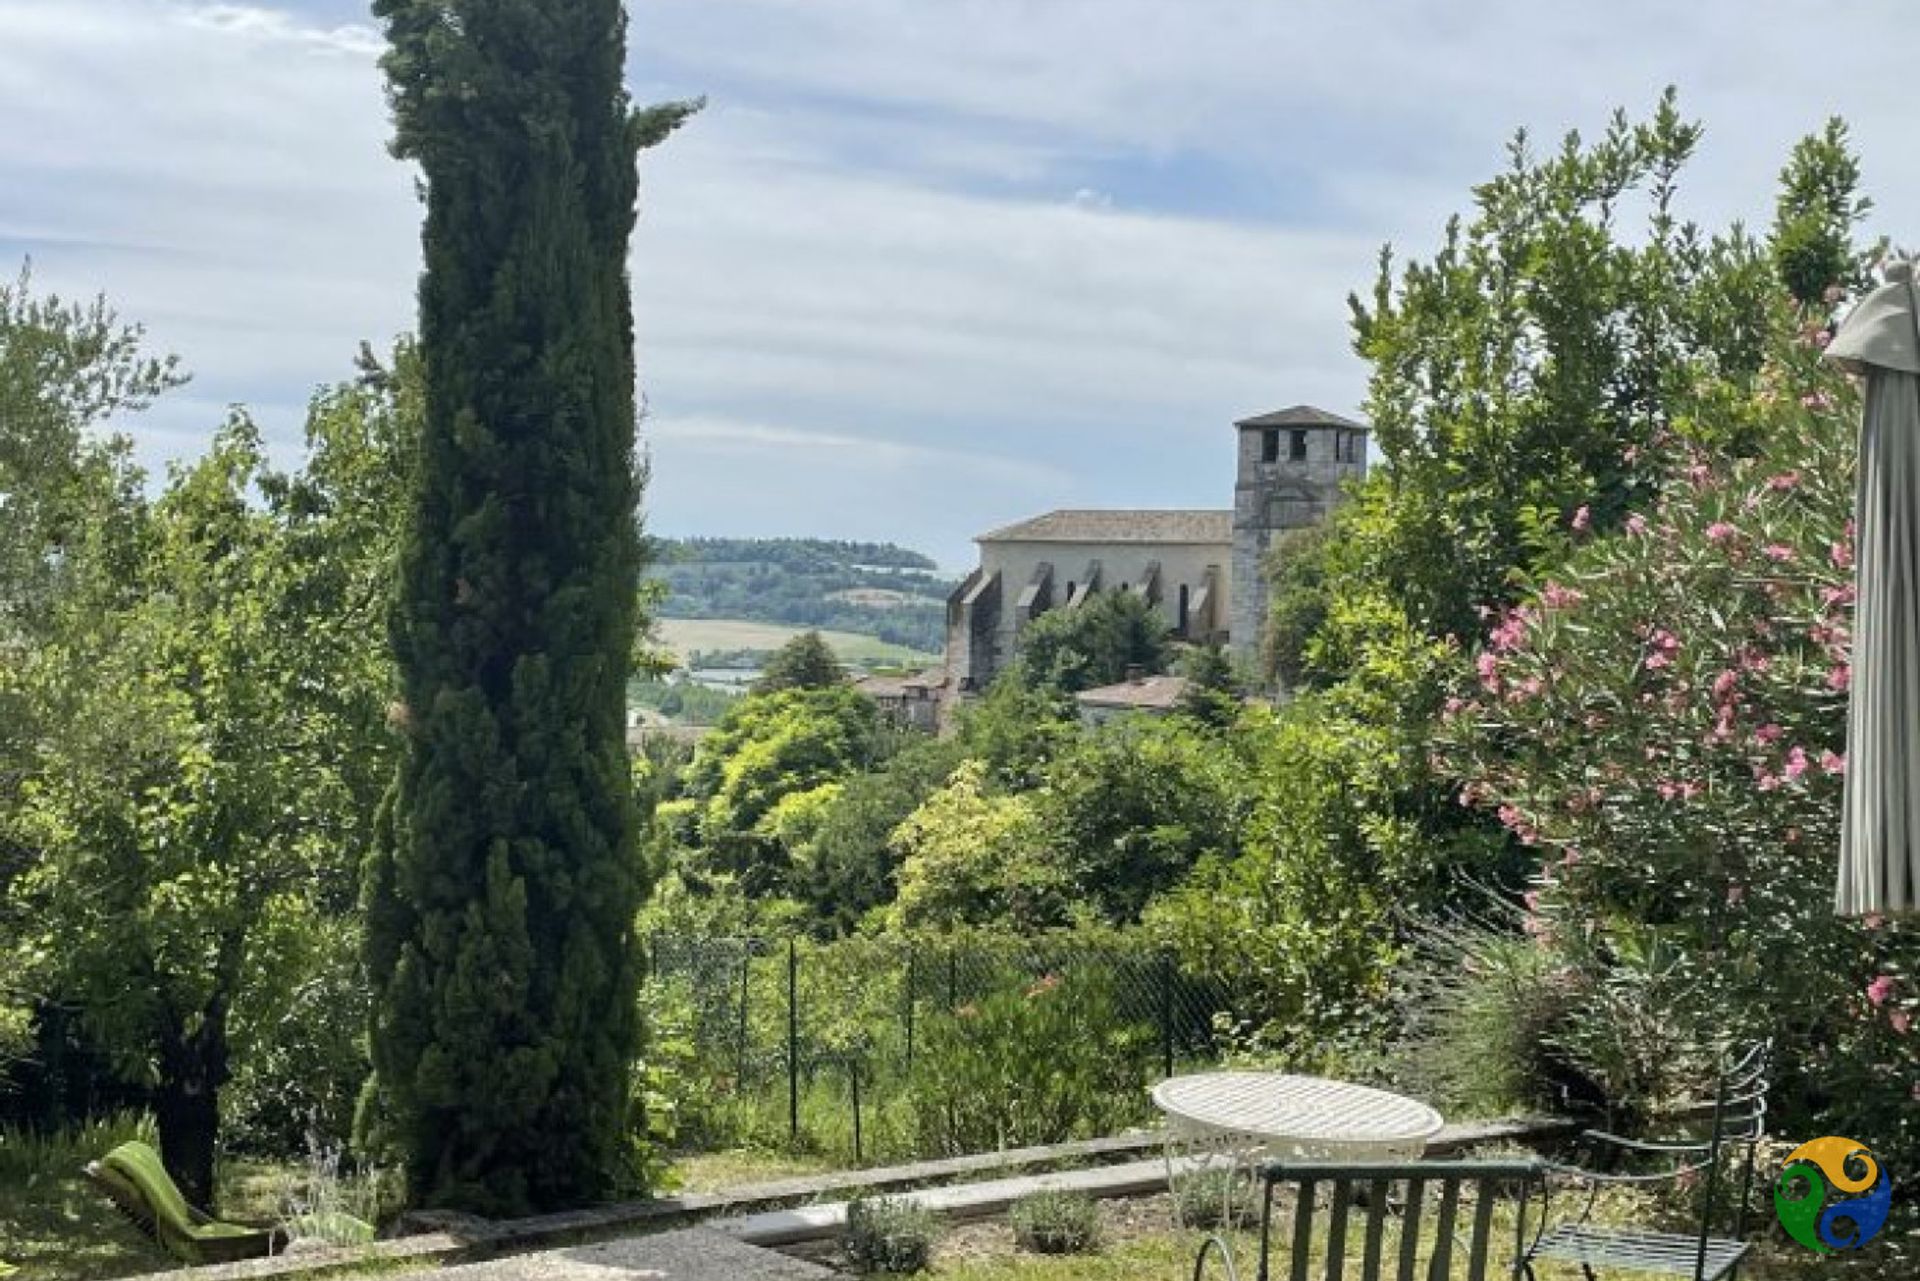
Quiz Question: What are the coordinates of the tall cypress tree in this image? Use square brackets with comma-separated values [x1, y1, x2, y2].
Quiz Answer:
[362, 1, 695, 1213]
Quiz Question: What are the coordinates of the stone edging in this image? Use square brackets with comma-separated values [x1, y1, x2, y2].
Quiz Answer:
[120, 1115, 1581, 1281]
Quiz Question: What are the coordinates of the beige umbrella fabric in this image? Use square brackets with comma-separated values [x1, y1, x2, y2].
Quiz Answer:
[1825, 259, 1920, 916]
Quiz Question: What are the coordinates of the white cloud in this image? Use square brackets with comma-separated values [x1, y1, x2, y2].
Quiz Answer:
[7, 0, 1920, 565]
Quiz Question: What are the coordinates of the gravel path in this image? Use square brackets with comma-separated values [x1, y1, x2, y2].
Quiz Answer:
[429, 1228, 834, 1279]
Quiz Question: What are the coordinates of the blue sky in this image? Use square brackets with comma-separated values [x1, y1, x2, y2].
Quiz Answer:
[6, 2, 1920, 568]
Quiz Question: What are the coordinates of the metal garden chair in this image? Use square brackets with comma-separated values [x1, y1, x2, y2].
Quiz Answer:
[1522, 1041, 1771, 1281]
[1190, 1158, 1548, 1281]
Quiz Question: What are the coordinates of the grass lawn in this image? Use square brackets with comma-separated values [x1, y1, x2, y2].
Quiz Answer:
[922, 1189, 1904, 1281]
[669, 1146, 839, 1193]
[654, 618, 939, 667]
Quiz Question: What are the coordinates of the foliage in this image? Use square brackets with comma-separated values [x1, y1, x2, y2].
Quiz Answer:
[950, 677, 1077, 792]
[1344, 91, 1787, 647]
[1014, 590, 1170, 694]
[753, 629, 847, 694]
[1261, 524, 1335, 689]
[1170, 1168, 1260, 1230]
[1772, 120, 1875, 307]
[680, 685, 885, 895]
[362, 0, 698, 1211]
[1172, 642, 1243, 729]
[905, 960, 1153, 1153]
[1034, 716, 1247, 923]
[0, 262, 182, 642]
[888, 762, 1065, 931]
[1435, 284, 1920, 1169]
[791, 735, 964, 935]
[5, 398, 398, 1206]
[629, 674, 738, 726]
[1145, 700, 1404, 1068]
[844, 1194, 937, 1274]
[1009, 1190, 1101, 1255]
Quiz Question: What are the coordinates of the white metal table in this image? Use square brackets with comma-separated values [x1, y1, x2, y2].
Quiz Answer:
[1152, 1071, 1445, 1230]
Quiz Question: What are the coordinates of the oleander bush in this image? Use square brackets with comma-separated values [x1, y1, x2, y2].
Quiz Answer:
[1436, 299, 1920, 1184]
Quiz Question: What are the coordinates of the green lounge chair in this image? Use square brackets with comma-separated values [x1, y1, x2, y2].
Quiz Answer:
[83, 1141, 286, 1265]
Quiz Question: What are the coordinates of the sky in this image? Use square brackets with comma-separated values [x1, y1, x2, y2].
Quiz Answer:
[5, 3, 1920, 569]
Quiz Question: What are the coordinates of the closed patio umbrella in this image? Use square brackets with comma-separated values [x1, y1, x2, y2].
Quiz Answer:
[1825, 258, 1920, 916]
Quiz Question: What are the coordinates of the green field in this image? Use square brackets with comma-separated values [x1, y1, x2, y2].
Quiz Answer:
[656, 618, 941, 667]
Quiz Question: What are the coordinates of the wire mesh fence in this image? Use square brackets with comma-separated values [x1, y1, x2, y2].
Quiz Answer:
[643, 931, 1231, 1164]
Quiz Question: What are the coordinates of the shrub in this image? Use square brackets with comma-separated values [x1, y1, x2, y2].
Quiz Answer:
[844, 1195, 936, 1274]
[1171, 1168, 1259, 1229]
[905, 957, 1153, 1154]
[1009, 1189, 1100, 1254]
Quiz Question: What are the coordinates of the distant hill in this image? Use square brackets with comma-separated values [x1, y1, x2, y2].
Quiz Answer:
[647, 537, 953, 655]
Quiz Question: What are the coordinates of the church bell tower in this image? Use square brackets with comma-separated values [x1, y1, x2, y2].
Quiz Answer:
[1229, 405, 1369, 668]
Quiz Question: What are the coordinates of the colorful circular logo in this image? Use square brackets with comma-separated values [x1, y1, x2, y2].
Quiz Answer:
[1775, 1137, 1893, 1253]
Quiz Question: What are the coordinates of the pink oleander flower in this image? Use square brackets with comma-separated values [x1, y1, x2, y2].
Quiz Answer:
[1821, 750, 1846, 775]
[1646, 652, 1672, 670]
[1444, 696, 1466, 715]
[1706, 522, 1738, 543]
[1892, 1010, 1912, 1035]
[1571, 505, 1591, 531]
[1832, 540, 1854, 570]
[1755, 723, 1785, 744]
[1712, 670, 1739, 702]
[1823, 584, 1857, 607]
[1767, 471, 1803, 491]
[1756, 767, 1783, 792]
[1623, 444, 1641, 464]
[1783, 746, 1810, 781]
[1687, 463, 1715, 488]
[1814, 330, 1833, 350]
[1626, 513, 1648, 536]
[1658, 781, 1681, 800]
[1763, 544, 1796, 563]
[1867, 975, 1897, 1007]
[1802, 390, 1835, 410]
[1828, 664, 1852, 691]
[1540, 581, 1584, 608]
[1865, 912, 1886, 931]
[1726, 883, 1746, 906]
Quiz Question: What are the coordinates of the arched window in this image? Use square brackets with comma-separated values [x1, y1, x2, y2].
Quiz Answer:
[1177, 583, 1191, 635]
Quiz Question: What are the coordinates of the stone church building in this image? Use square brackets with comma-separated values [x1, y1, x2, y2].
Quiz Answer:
[942, 404, 1367, 696]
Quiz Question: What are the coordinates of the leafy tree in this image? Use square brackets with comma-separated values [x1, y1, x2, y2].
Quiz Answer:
[679, 686, 882, 895]
[1261, 525, 1334, 690]
[792, 735, 965, 934]
[951, 676, 1077, 791]
[753, 630, 845, 693]
[1772, 119, 1874, 308]
[0, 262, 182, 640]
[888, 761, 1066, 930]
[1037, 717, 1247, 922]
[1015, 591, 1170, 693]
[1173, 642, 1243, 729]
[6, 410, 395, 1207]
[360, 0, 697, 1211]
[1343, 91, 1780, 649]
[1147, 698, 1406, 1066]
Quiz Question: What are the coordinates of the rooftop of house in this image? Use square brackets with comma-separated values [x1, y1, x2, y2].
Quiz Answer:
[1073, 672, 1191, 710]
[852, 670, 944, 698]
[976, 509, 1232, 545]
[1233, 404, 1369, 431]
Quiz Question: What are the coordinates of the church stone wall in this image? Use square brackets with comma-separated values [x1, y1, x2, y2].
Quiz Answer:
[974, 537, 1229, 684]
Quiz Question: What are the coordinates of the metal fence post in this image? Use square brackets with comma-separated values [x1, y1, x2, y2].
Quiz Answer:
[787, 937, 800, 1143]
[850, 1058, 863, 1164]
[1159, 951, 1176, 1081]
